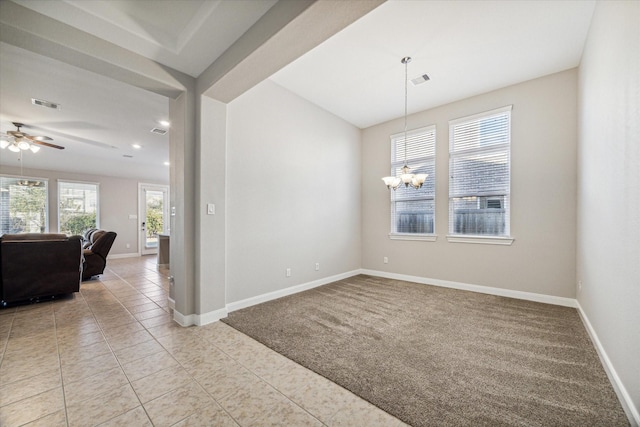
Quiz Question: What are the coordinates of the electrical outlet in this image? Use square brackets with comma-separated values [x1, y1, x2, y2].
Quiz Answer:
[286, 268, 291, 277]
[383, 257, 388, 264]
[126, 243, 130, 249]
[578, 280, 582, 291]
[315, 263, 320, 271]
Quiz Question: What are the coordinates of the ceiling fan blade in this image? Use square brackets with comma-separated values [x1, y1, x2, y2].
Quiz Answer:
[25, 135, 54, 142]
[32, 140, 65, 150]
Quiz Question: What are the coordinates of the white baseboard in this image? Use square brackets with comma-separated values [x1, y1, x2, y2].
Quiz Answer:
[108, 252, 140, 260]
[360, 269, 577, 308]
[576, 302, 639, 426]
[226, 270, 362, 313]
[167, 297, 175, 310]
[172, 307, 227, 327]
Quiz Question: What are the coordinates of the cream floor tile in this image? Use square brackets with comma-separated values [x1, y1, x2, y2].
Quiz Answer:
[121, 348, 179, 381]
[105, 328, 153, 351]
[288, 375, 361, 424]
[139, 313, 173, 329]
[57, 329, 105, 352]
[126, 302, 161, 314]
[260, 359, 324, 396]
[59, 339, 112, 364]
[131, 365, 192, 403]
[143, 381, 214, 426]
[257, 399, 324, 427]
[328, 398, 405, 427]
[198, 361, 262, 402]
[113, 338, 164, 364]
[146, 320, 186, 338]
[120, 296, 154, 308]
[61, 351, 120, 383]
[217, 377, 291, 427]
[133, 307, 167, 321]
[0, 352, 60, 384]
[66, 383, 140, 427]
[21, 409, 67, 427]
[63, 366, 129, 403]
[96, 406, 152, 427]
[0, 387, 64, 427]
[0, 370, 61, 407]
[172, 401, 240, 427]
[3, 332, 58, 357]
[100, 321, 145, 339]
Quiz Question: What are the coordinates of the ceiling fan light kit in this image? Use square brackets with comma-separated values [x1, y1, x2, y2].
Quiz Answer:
[1, 122, 64, 152]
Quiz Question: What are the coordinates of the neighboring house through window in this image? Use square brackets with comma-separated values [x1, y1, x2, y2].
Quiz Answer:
[0, 175, 49, 234]
[58, 181, 99, 236]
[389, 125, 436, 239]
[448, 106, 512, 239]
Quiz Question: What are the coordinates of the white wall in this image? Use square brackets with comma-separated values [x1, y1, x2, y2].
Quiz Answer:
[362, 69, 578, 298]
[0, 165, 168, 256]
[577, 0, 640, 421]
[226, 80, 361, 303]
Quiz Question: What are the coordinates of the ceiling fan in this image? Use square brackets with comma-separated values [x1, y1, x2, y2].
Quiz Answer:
[1, 122, 64, 152]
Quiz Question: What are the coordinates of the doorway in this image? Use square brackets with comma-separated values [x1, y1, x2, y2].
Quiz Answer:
[138, 183, 169, 255]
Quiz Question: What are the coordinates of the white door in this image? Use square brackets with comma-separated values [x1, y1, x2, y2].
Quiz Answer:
[139, 184, 169, 255]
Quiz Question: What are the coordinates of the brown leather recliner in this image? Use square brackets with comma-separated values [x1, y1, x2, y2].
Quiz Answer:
[0, 233, 83, 306]
[82, 230, 117, 280]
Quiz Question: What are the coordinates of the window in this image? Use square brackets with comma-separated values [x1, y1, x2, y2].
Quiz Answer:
[0, 175, 49, 234]
[58, 181, 99, 236]
[389, 125, 436, 238]
[449, 106, 511, 239]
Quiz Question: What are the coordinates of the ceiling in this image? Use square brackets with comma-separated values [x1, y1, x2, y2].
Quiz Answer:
[0, 0, 596, 180]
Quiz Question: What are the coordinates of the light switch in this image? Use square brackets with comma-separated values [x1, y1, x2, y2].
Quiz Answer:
[207, 203, 215, 215]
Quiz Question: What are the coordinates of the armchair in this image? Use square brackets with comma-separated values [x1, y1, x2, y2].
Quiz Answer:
[82, 230, 117, 280]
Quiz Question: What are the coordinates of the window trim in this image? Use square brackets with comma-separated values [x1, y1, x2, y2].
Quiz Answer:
[448, 105, 513, 241]
[388, 124, 437, 240]
[0, 174, 50, 234]
[57, 179, 100, 235]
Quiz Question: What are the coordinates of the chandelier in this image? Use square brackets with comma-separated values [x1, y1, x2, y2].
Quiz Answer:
[382, 56, 427, 190]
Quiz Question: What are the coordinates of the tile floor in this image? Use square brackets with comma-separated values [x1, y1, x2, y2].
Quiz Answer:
[0, 256, 406, 426]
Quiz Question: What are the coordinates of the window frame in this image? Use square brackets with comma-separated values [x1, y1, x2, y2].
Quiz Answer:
[447, 105, 514, 245]
[57, 179, 100, 236]
[0, 174, 50, 234]
[388, 124, 437, 241]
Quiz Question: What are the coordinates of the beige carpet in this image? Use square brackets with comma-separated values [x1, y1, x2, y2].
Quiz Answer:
[222, 275, 628, 427]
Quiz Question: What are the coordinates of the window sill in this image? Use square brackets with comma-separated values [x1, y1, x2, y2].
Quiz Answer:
[446, 235, 514, 245]
[389, 233, 437, 242]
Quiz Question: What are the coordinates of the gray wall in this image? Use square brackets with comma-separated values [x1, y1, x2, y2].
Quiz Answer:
[225, 80, 362, 303]
[362, 69, 578, 298]
[0, 165, 168, 256]
[577, 0, 640, 419]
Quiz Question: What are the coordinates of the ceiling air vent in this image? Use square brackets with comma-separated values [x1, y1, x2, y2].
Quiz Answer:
[411, 74, 430, 86]
[150, 127, 168, 135]
[31, 98, 61, 110]
[123, 154, 133, 158]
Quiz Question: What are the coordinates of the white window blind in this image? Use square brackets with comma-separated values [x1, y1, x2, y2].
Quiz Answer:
[0, 175, 49, 234]
[390, 125, 436, 235]
[449, 106, 511, 236]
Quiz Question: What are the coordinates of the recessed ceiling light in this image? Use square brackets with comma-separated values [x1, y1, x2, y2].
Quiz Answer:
[158, 120, 170, 127]
[163, 161, 170, 166]
[132, 144, 142, 149]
